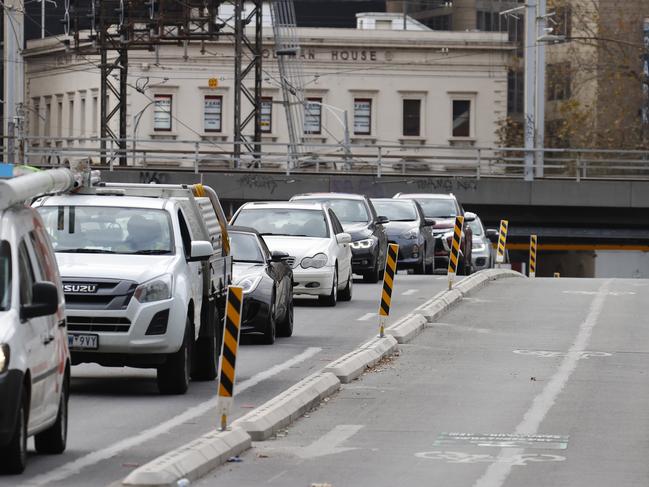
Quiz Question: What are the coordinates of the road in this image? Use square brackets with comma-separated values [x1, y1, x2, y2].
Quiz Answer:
[4, 273, 452, 487]
[195, 277, 649, 487]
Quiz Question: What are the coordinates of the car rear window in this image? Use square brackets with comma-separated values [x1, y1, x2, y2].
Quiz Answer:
[372, 200, 417, 222]
[233, 208, 329, 238]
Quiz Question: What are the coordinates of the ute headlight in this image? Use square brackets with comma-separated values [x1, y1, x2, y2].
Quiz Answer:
[134, 274, 173, 303]
[301, 253, 328, 269]
[236, 274, 262, 294]
[400, 228, 419, 240]
[0, 344, 10, 374]
[350, 238, 374, 250]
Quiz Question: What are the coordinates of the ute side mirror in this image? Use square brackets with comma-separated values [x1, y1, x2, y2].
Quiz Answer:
[21, 282, 59, 321]
[270, 250, 290, 262]
[189, 241, 214, 262]
[464, 212, 477, 222]
[424, 217, 437, 227]
[336, 232, 352, 245]
[376, 215, 390, 225]
[485, 229, 499, 243]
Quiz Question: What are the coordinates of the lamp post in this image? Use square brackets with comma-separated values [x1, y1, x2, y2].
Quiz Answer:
[304, 100, 352, 164]
[132, 99, 156, 165]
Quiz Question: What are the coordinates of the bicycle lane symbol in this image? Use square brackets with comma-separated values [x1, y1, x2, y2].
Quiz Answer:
[414, 450, 566, 466]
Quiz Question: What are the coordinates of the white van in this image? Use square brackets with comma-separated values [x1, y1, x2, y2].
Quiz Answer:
[0, 169, 71, 474]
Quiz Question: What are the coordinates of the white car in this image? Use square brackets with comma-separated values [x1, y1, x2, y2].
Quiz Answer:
[231, 202, 353, 306]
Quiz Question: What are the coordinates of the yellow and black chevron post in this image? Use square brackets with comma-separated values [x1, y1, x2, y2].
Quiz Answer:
[496, 219, 509, 264]
[447, 216, 464, 290]
[217, 285, 243, 431]
[529, 235, 538, 278]
[378, 243, 399, 338]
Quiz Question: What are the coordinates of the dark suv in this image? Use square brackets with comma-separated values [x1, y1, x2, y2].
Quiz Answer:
[393, 193, 475, 274]
[290, 193, 389, 282]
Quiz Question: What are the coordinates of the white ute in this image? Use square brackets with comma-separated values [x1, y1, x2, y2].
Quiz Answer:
[0, 168, 72, 474]
[33, 179, 232, 395]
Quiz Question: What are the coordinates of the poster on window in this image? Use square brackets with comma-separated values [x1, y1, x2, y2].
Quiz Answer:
[260, 99, 272, 133]
[643, 19, 649, 126]
[154, 96, 172, 130]
[204, 97, 222, 132]
[354, 100, 371, 134]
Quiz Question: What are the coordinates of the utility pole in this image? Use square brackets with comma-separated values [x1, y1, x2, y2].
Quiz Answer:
[535, 0, 547, 178]
[524, 0, 537, 181]
[4, 0, 24, 166]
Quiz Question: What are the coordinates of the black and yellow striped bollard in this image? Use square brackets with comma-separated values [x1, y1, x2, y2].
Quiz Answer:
[217, 286, 244, 431]
[495, 219, 509, 265]
[379, 243, 399, 338]
[447, 216, 464, 290]
[529, 235, 537, 278]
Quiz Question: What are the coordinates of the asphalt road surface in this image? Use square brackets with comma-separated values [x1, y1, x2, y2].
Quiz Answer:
[3, 273, 452, 487]
[196, 277, 649, 487]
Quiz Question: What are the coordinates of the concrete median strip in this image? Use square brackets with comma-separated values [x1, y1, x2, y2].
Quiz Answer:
[233, 372, 341, 441]
[122, 427, 251, 487]
[120, 269, 523, 487]
[324, 335, 399, 383]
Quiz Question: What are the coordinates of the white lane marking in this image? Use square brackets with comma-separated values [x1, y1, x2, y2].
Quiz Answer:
[357, 312, 376, 321]
[27, 347, 322, 487]
[295, 424, 364, 459]
[402, 289, 418, 296]
[473, 280, 611, 487]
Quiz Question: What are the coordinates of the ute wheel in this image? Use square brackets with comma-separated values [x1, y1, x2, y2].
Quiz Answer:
[35, 369, 69, 454]
[262, 297, 277, 345]
[1, 390, 27, 474]
[192, 303, 221, 381]
[157, 318, 192, 395]
[319, 269, 338, 307]
[277, 293, 294, 337]
[339, 271, 353, 301]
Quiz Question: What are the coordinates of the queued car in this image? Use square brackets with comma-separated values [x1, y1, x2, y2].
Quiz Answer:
[290, 193, 388, 283]
[370, 198, 436, 274]
[468, 215, 493, 271]
[229, 227, 294, 344]
[230, 202, 353, 306]
[393, 193, 475, 274]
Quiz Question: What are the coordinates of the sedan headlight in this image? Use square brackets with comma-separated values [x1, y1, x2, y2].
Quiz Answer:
[134, 274, 173, 303]
[0, 344, 10, 374]
[236, 274, 262, 294]
[472, 242, 486, 252]
[301, 252, 328, 269]
[350, 238, 374, 250]
[400, 228, 419, 240]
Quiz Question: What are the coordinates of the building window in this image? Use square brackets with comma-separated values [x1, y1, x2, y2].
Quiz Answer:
[548, 63, 572, 101]
[80, 98, 86, 137]
[32, 99, 40, 137]
[154, 94, 172, 131]
[402, 99, 421, 136]
[44, 101, 51, 137]
[304, 98, 322, 134]
[554, 6, 572, 38]
[68, 99, 75, 137]
[452, 99, 471, 137]
[260, 97, 272, 133]
[92, 95, 98, 135]
[353, 98, 372, 135]
[507, 70, 524, 115]
[204, 95, 223, 132]
[425, 15, 451, 31]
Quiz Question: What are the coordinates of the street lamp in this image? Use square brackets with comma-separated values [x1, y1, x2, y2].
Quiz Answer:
[132, 100, 156, 165]
[303, 100, 352, 164]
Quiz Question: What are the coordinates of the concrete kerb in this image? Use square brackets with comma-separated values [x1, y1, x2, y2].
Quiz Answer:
[122, 427, 251, 487]
[384, 313, 427, 344]
[323, 335, 399, 383]
[233, 372, 340, 441]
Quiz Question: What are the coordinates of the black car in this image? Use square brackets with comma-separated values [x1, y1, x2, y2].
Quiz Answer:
[290, 193, 389, 283]
[371, 198, 436, 274]
[229, 227, 294, 344]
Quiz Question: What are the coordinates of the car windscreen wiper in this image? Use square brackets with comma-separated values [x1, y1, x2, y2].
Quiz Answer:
[130, 249, 173, 255]
[56, 248, 117, 254]
[259, 232, 290, 236]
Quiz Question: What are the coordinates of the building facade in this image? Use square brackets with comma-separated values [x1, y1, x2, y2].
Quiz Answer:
[22, 24, 512, 166]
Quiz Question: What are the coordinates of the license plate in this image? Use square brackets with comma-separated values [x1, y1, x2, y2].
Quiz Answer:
[68, 333, 99, 350]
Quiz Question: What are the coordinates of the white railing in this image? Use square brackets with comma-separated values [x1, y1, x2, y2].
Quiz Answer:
[9, 135, 649, 181]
